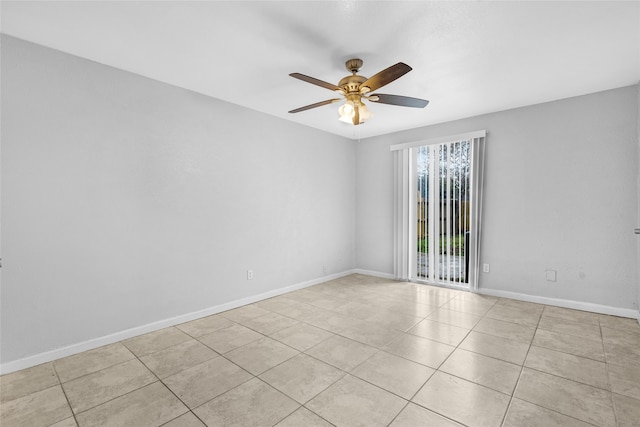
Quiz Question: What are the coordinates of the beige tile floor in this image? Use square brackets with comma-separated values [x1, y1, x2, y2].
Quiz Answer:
[2, 274, 640, 427]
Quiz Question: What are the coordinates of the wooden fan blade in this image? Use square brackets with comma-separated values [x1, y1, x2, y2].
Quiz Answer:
[288, 98, 341, 113]
[290, 73, 343, 92]
[360, 62, 412, 93]
[368, 94, 429, 108]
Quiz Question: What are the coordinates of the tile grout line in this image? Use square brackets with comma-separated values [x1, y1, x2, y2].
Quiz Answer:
[61, 362, 186, 422]
[599, 317, 618, 427]
[134, 348, 210, 427]
[383, 401, 411, 427]
[126, 331, 221, 422]
[496, 303, 617, 427]
[185, 298, 390, 424]
[172, 333, 303, 425]
[58, 326, 241, 425]
[398, 297, 483, 427]
[149, 311, 337, 425]
[50, 363, 80, 427]
[271, 289, 458, 425]
[53, 355, 151, 418]
[182, 322, 314, 423]
[497, 302, 544, 427]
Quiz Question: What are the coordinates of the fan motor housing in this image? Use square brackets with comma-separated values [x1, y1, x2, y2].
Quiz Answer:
[338, 74, 366, 93]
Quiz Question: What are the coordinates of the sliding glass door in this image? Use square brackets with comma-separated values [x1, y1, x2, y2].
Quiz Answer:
[392, 131, 485, 290]
[415, 140, 472, 287]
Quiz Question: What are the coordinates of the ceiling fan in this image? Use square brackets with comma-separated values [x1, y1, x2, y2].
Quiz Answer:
[288, 58, 429, 126]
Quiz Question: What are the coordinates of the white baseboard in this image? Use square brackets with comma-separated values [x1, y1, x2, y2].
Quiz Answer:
[351, 268, 396, 280]
[3, 270, 637, 374]
[0, 270, 354, 375]
[478, 287, 639, 320]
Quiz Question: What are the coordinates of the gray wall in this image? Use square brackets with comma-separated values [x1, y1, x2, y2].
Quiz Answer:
[2, 35, 638, 367]
[1, 36, 356, 364]
[356, 85, 639, 311]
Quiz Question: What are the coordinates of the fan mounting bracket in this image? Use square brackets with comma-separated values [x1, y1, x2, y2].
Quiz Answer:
[345, 58, 363, 74]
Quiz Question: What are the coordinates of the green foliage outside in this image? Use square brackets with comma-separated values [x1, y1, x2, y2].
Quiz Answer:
[418, 234, 465, 255]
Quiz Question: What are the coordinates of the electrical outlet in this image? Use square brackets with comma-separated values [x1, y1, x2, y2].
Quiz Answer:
[545, 269, 557, 282]
[247, 269, 254, 280]
[322, 265, 327, 275]
[483, 264, 490, 273]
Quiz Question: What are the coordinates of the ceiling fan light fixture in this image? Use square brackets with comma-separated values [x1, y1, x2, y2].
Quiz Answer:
[338, 100, 373, 124]
[359, 102, 373, 122]
[338, 100, 355, 123]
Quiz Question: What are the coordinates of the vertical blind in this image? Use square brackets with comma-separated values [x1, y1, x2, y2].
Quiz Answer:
[391, 131, 486, 289]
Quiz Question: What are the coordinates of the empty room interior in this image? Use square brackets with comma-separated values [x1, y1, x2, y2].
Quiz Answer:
[1, 1, 640, 427]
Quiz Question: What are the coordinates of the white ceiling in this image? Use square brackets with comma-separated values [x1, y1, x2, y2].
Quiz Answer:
[2, 1, 639, 140]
